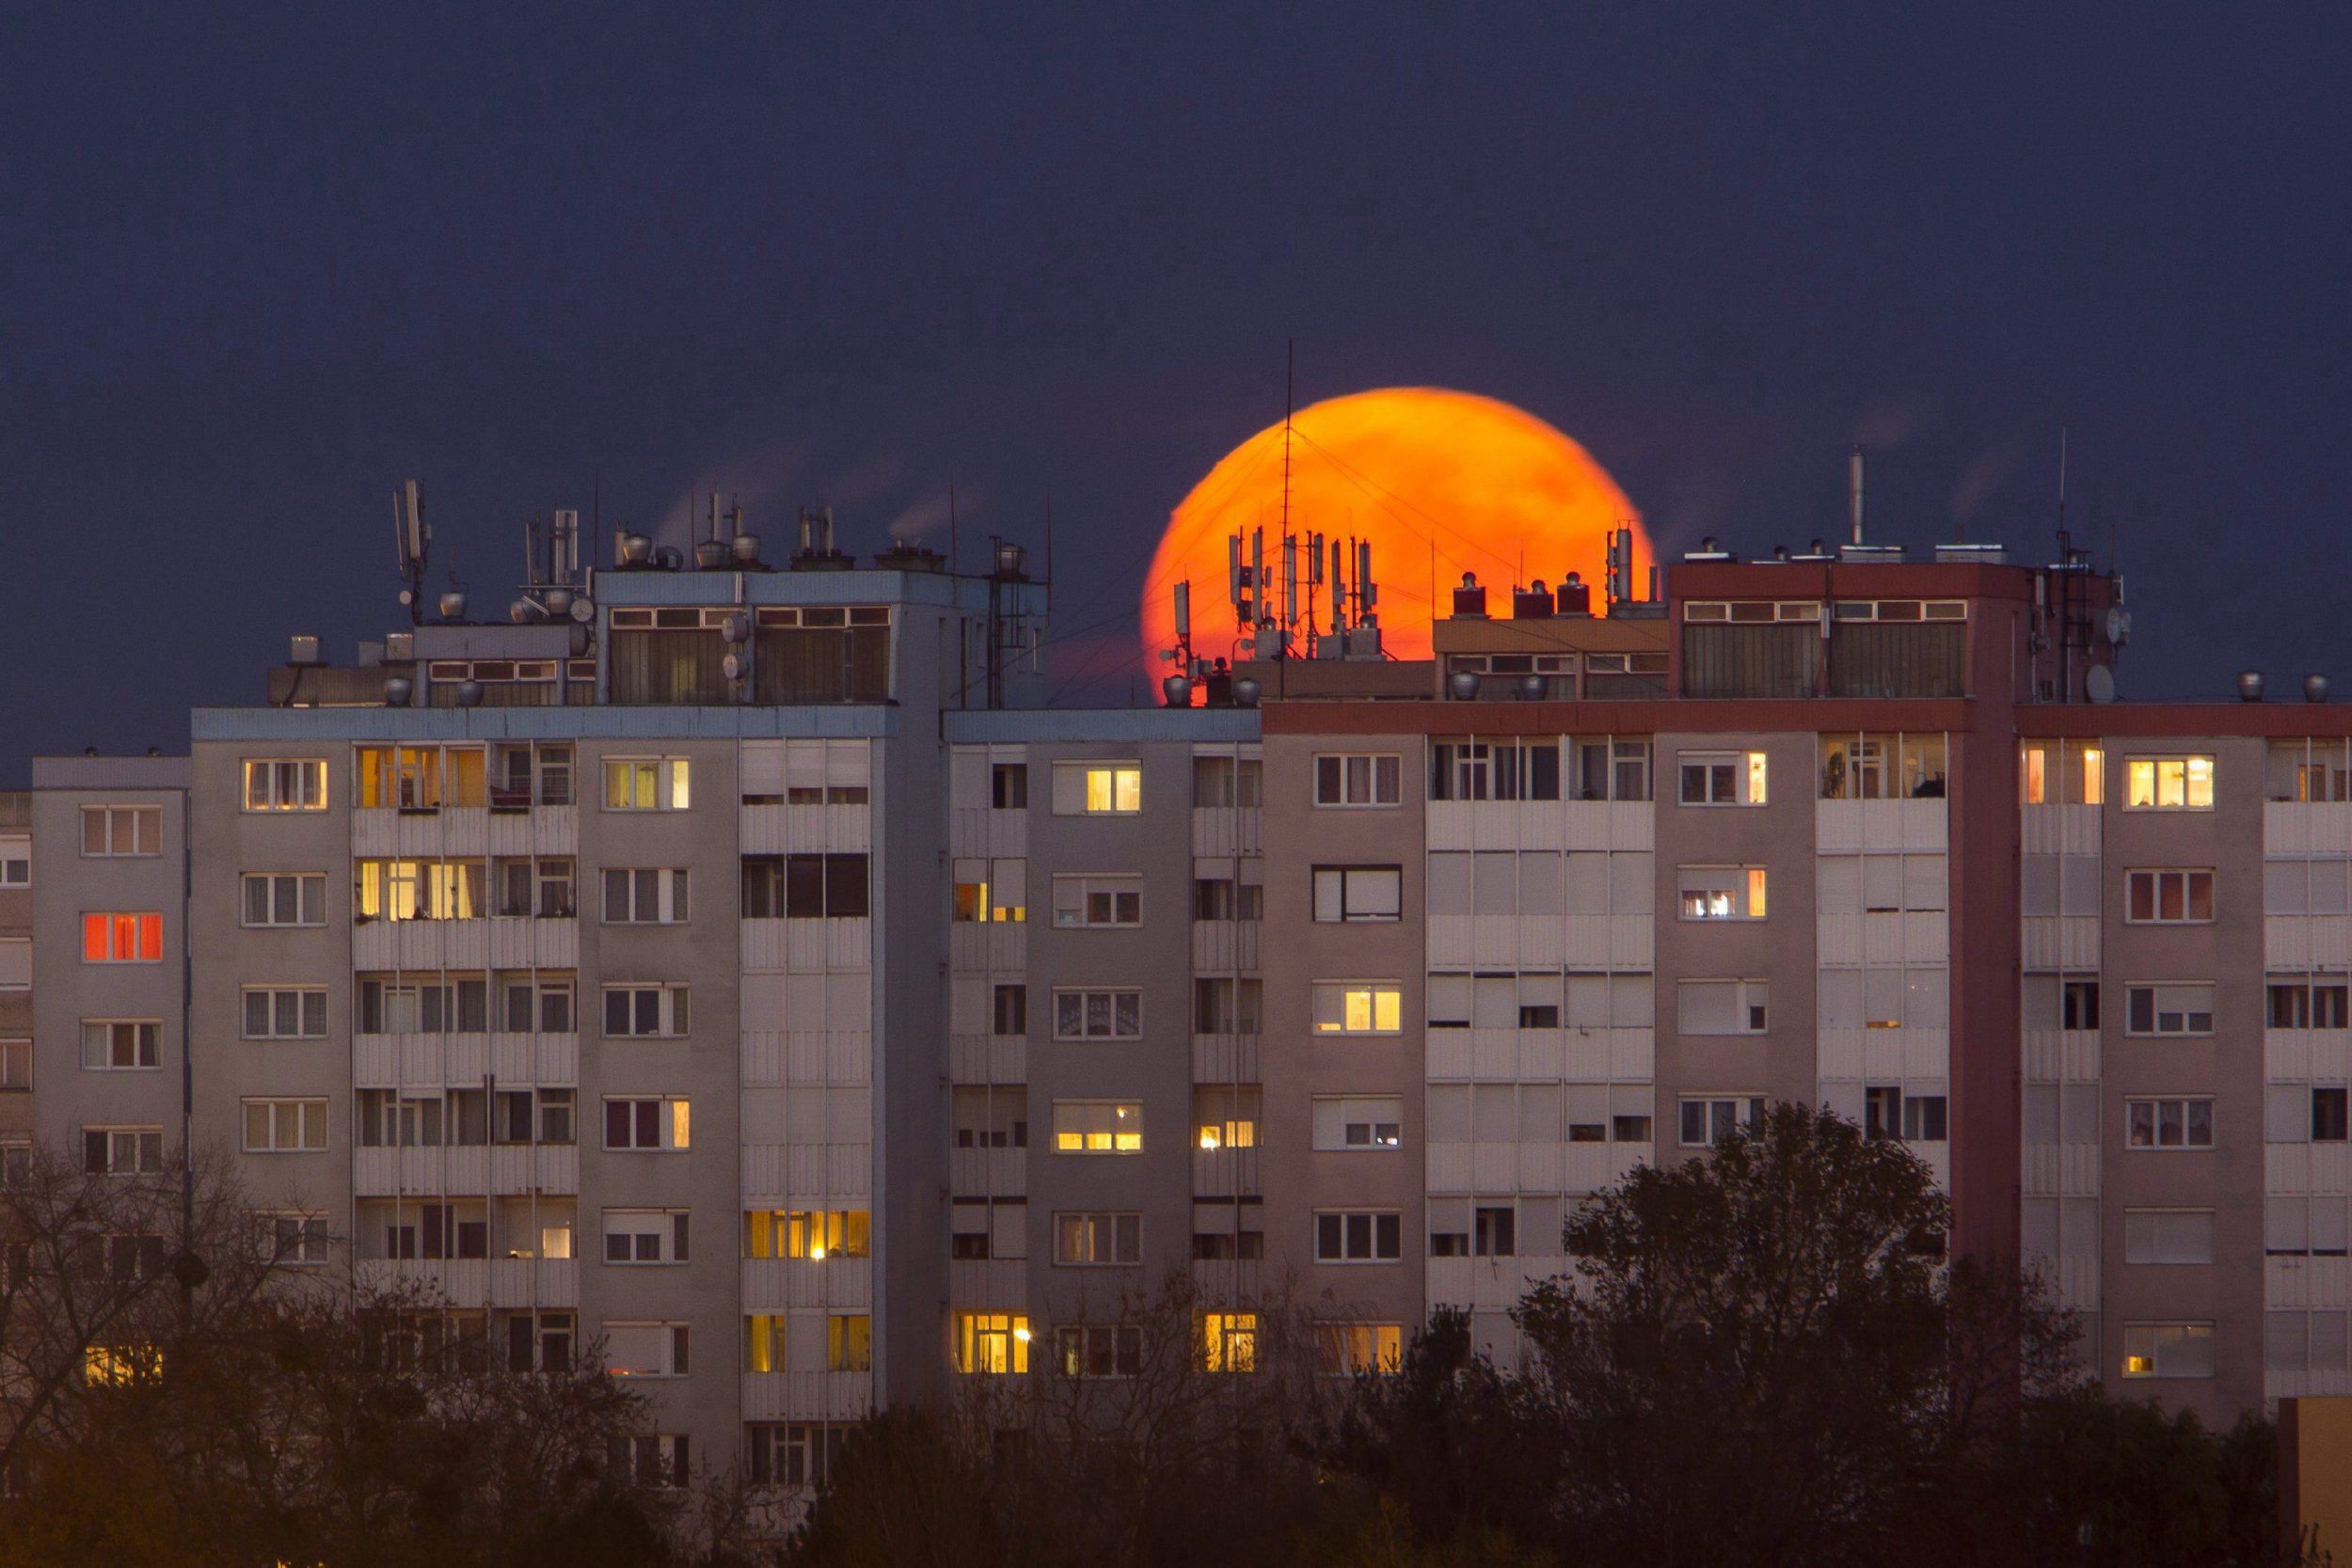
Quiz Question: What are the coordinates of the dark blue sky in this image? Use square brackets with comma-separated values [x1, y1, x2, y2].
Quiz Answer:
[4, 4, 2346, 781]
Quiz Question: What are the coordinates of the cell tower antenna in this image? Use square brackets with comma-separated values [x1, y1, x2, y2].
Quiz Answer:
[1279, 340, 1295, 543]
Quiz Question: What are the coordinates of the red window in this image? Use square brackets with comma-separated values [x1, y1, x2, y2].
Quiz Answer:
[83, 912, 162, 963]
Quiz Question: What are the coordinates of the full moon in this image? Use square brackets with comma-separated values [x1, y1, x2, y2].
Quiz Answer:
[1140, 387, 1649, 668]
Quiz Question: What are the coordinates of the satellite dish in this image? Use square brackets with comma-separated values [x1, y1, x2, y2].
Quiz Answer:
[2086, 666, 2117, 704]
[2105, 607, 2129, 646]
[569, 597, 596, 624]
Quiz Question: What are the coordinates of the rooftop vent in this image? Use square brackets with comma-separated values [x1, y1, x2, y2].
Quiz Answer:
[872, 542, 946, 573]
[2308, 674, 2332, 705]
[1451, 573, 1488, 618]
[1511, 582, 1554, 619]
[1933, 543, 2009, 564]
[287, 634, 323, 666]
[1683, 537, 1736, 562]
[1838, 544, 1905, 563]
[1556, 573, 1592, 616]
[2238, 671, 2265, 703]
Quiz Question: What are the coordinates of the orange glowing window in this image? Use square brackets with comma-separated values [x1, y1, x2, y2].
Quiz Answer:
[83, 912, 162, 963]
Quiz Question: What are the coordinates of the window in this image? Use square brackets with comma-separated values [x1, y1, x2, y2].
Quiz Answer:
[743, 853, 869, 919]
[240, 873, 326, 928]
[1676, 979, 1770, 1036]
[746, 1209, 871, 1260]
[603, 1097, 691, 1150]
[744, 1314, 788, 1374]
[602, 985, 691, 1038]
[1678, 1096, 1764, 1148]
[622, 1434, 692, 1492]
[2268, 980, 2350, 1029]
[1902, 1095, 1948, 1141]
[1053, 762, 1141, 815]
[1311, 983, 1403, 1035]
[1317, 1323, 1404, 1375]
[243, 758, 326, 812]
[82, 1020, 161, 1069]
[1052, 989, 1141, 1041]
[354, 859, 487, 921]
[2125, 1098, 2215, 1149]
[379, 1201, 487, 1259]
[2062, 980, 2102, 1031]
[1191, 754, 1263, 807]
[992, 763, 1028, 809]
[2125, 869, 2214, 925]
[1678, 750, 1768, 806]
[603, 867, 691, 925]
[1052, 1101, 1142, 1154]
[993, 985, 1027, 1035]
[490, 741, 575, 807]
[1051, 874, 1142, 928]
[602, 757, 691, 811]
[1473, 1205, 1517, 1258]
[242, 1099, 328, 1152]
[262, 1212, 330, 1264]
[2123, 756, 2215, 811]
[2124, 984, 2215, 1037]
[81, 912, 162, 963]
[355, 745, 488, 809]
[2315, 1087, 2350, 1143]
[1193, 878, 1264, 922]
[952, 1086, 1027, 1149]
[500, 975, 575, 1034]
[949, 858, 1025, 923]
[1430, 740, 1563, 801]
[1194, 976, 1263, 1034]
[81, 805, 161, 858]
[2124, 1209, 2216, 1265]
[749, 1423, 845, 1490]
[506, 1311, 575, 1373]
[1314, 753, 1402, 807]
[956, 1312, 1030, 1373]
[1677, 866, 1768, 920]
[1201, 1312, 1257, 1372]
[2121, 1323, 2214, 1379]
[831, 1313, 872, 1371]
[602, 1210, 691, 1265]
[241, 989, 327, 1040]
[489, 857, 575, 918]
[0, 939, 25, 991]
[1312, 865, 1402, 923]
[601, 1322, 691, 1378]
[0, 1039, 25, 1091]
[1194, 1086, 1259, 1151]
[1, 1138, 29, 1189]
[1057, 1324, 1144, 1378]
[356, 975, 490, 1034]
[1314, 1211, 1402, 1262]
[1054, 1212, 1141, 1266]
[1312, 1095, 1403, 1151]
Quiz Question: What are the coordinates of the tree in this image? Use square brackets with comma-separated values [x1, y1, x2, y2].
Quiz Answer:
[1508, 1102, 2079, 1568]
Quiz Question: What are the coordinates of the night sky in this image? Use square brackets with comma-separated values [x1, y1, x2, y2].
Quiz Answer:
[4, 5, 2346, 783]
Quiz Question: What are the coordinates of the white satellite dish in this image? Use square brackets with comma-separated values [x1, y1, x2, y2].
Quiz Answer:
[2086, 666, 2117, 704]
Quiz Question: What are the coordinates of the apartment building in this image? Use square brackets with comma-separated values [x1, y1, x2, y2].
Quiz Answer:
[12, 515, 2341, 1499]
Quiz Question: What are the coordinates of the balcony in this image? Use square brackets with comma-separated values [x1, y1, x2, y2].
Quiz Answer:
[490, 1256, 579, 1307]
[353, 1032, 576, 1088]
[948, 1032, 1025, 1085]
[742, 1256, 872, 1311]
[2020, 915, 2100, 972]
[2021, 801, 2101, 856]
[1426, 914, 1651, 973]
[1814, 1026, 1949, 1083]
[1190, 920, 1261, 974]
[1191, 1146, 1261, 1198]
[947, 1146, 1025, 1199]
[2267, 1255, 2351, 1311]
[2266, 801, 2352, 858]
[949, 804, 1025, 861]
[1426, 800, 1652, 854]
[1816, 911, 1948, 968]
[1190, 1032, 1261, 1085]
[947, 1258, 1027, 1308]
[485, 803, 579, 858]
[2023, 1028, 2101, 1083]
[1191, 807, 1262, 860]
[355, 1257, 489, 1302]
[740, 1030, 873, 1088]
[2020, 1141, 2101, 1198]
[741, 1370, 873, 1423]
[740, 801, 871, 857]
[741, 1143, 872, 1204]
[352, 1144, 577, 1197]
[949, 920, 1027, 974]
[2267, 916, 2352, 973]
[352, 806, 490, 858]
[1815, 798, 1947, 853]
[1425, 1027, 1652, 1084]
[740, 917, 872, 974]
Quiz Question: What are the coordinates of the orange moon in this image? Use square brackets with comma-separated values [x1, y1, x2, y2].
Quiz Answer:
[1140, 387, 1649, 667]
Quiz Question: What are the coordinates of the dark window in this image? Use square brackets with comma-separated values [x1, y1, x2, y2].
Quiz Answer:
[1473, 1206, 1517, 1258]
[1864, 1086, 1900, 1140]
[992, 765, 1027, 809]
[2315, 1088, 2350, 1143]
[2062, 980, 2101, 1031]
[993, 986, 1026, 1036]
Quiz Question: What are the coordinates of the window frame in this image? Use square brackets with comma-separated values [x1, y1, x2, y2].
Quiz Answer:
[1677, 749, 1769, 807]
[1050, 1100, 1144, 1155]
[1677, 1094, 1765, 1148]
[1052, 761, 1142, 816]
[2123, 867, 2216, 927]
[1676, 865, 1769, 922]
[2122, 982, 2216, 1037]
[240, 873, 328, 929]
[1050, 873, 1143, 929]
[1310, 981, 1404, 1036]
[240, 988, 329, 1041]
[240, 1098, 329, 1154]
[2121, 1322, 2215, 1379]
[1312, 1210, 1404, 1264]
[2122, 755, 2216, 812]
[601, 1096, 691, 1151]
[1311, 864, 1404, 924]
[79, 805, 162, 859]
[242, 758, 328, 813]
[1050, 988, 1143, 1042]
[601, 866, 691, 926]
[600, 1208, 691, 1266]
[80, 1018, 162, 1070]
[1052, 1211, 1142, 1267]
[601, 984, 691, 1039]
[600, 756, 691, 813]
[1312, 752, 1404, 808]
[2123, 1096, 2216, 1150]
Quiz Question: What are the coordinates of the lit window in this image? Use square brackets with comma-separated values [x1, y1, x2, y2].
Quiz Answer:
[1677, 867, 1768, 921]
[955, 1312, 1029, 1373]
[602, 757, 691, 812]
[2023, 746, 2047, 805]
[2083, 748, 2106, 805]
[602, 1097, 691, 1150]
[1194, 1086, 1259, 1151]
[1053, 762, 1141, 815]
[243, 759, 327, 812]
[1316, 1323, 1403, 1375]
[745, 1314, 787, 1374]
[353, 859, 485, 921]
[2123, 755, 2215, 811]
[745, 1209, 870, 1260]
[1313, 753, 1403, 807]
[1054, 1212, 1141, 1266]
[80, 806, 161, 858]
[1201, 1312, 1257, 1372]
[950, 858, 1025, 923]
[1311, 983, 1403, 1035]
[1677, 751, 1767, 806]
[84, 1344, 163, 1386]
[81, 912, 163, 963]
[2121, 1322, 2213, 1379]
[2124, 1097, 2215, 1149]
[242, 1098, 328, 1152]
[826, 1312, 866, 1372]
[1052, 1101, 1143, 1154]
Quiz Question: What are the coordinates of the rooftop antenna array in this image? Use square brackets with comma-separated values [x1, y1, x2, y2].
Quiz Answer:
[392, 479, 429, 624]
